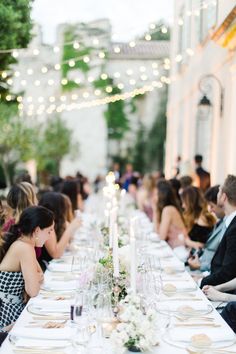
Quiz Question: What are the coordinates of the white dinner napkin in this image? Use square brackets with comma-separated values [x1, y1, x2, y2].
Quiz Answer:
[48, 262, 73, 272]
[42, 280, 76, 291]
[148, 249, 173, 258]
[13, 338, 70, 348]
[11, 327, 73, 340]
[169, 328, 235, 342]
[30, 299, 71, 313]
[157, 301, 210, 311]
[148, 232, 161, 242]
[162, 281, 197, 291]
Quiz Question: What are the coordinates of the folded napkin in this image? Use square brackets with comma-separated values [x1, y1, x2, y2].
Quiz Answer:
[146, 248, 173, 258]
[11, 327, 73, 340]
[42, 280, 76, 291]
[48, 262, 72, 272]
[157, 301, 209, 312]
[162, 274, 190, 282]
[30, 299, 71, 313]
[162, 281, 197, 291]
[148, 232, 161, 242]
[169, 328, 235, 343]
[13, 338, 69, 348]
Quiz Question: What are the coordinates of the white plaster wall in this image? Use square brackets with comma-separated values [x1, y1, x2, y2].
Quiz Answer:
[166, 0, 236, 184]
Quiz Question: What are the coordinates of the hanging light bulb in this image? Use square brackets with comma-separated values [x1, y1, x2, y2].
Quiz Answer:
[12, 50, 19, 58]
[73, 41, 80, 49]
[41, 66, 48, 73]
[54, 64, 61, 70]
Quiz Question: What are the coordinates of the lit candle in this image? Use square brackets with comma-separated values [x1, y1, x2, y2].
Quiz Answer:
[130, 218, 137, 294]
[104, 209, 109, 228]
[109, 207, 118, 249]
[113, 223, 119, 278]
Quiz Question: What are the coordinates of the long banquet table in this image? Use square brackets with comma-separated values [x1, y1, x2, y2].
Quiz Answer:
[1, 211, 236, 354]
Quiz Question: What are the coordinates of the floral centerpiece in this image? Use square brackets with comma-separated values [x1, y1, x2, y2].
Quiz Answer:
[111, 294, 159, 353]
[96, 253, 128, 304]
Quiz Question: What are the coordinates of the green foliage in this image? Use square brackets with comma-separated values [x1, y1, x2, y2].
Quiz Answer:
[145, 88, 168, 170]
[61, 26, 92, 92]
[131, 122, 147, 174]
[0, 102, 36, 186]
[142, 20, 170, 41]
[0, 0, 33, 95]
[34, 115, 79, 175]
[93, 77, 130, 140]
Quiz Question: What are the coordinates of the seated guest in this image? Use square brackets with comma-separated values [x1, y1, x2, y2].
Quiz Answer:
[62, 194, 74, 223]
[188, 185, 225, 272]
[38, 192, 80, 269]
[3, 182, 38, 231]
[61, 179, 83, 213]
[169, 178, 181, 207]
[137, 174, 156, 221]
[128, 175, 140, 204]
[153, 179, 187, 249]
[0, 206, 54, 328]
[0, 199, 6, 228]
[181, 186, 215, 247]
[203, 279, 236, 333]
[201, 175, 236, 287]
[179, 175, 193, 195]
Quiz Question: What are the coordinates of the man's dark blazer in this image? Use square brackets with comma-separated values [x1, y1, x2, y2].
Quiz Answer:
[201, 215, 236, 287]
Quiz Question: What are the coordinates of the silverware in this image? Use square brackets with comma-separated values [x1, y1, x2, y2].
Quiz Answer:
[186, 348, 236, 354]
[32, 315, 69, 320]
[173, 315, 215, 322]
[160, 298, 202, 301]
[13, 350, 66, 354]
[175, 323, 221, 327]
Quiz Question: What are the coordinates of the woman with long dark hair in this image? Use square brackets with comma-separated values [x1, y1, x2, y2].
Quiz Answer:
[181, 186, 216, 247]
[153, 179, 187, 248]
[38, 192, 80, 268]
[0, 206, 54, 328]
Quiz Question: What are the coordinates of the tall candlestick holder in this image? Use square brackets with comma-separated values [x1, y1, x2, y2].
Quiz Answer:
[112, 276, 121, 317]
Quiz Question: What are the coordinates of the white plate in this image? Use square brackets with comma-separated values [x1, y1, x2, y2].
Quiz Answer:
[162, 329, 236, 349]
[27, 303, 70, 316]
[41, 283, 76, 292]
[157, 304, 213, 317]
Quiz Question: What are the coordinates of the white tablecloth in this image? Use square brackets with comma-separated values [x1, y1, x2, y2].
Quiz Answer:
[1, 213, 236, 354]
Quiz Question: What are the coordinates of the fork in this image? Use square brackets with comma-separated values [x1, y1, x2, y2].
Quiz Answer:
[173, 314, 215, 322]
[186, 348, 236, 354]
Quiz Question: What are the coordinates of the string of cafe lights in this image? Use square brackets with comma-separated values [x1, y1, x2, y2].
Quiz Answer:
[0, 0, 216, 56]
[174, 0, 219, 63]
[7, 71, 170, 108]
[0, 57, 170, 86]
[1, 1, 215, 110]
[143, 0, 218, 41]
[18, 80, 169, 117]
[0, 57, 170, 104]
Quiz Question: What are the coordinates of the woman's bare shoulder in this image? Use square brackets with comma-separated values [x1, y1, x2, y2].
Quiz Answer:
[162, 205, 179, 214]
[11, 240, 35, 255]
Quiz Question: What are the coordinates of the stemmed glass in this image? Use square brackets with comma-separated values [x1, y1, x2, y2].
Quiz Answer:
[94, 292, 113, 344]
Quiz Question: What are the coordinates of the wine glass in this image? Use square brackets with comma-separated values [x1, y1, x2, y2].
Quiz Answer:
[94, 292, 113, 343]
[71, 290, 84, 324]
[72, 326, 91, 352]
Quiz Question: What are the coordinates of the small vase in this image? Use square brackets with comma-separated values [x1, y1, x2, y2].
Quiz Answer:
[127, 345, 141, 352]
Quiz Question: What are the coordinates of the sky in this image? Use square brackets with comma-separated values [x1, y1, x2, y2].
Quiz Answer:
[31, 0, 174, 44]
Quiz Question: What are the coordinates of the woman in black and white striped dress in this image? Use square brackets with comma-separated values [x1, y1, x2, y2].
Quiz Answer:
[0, 206, 54, 328]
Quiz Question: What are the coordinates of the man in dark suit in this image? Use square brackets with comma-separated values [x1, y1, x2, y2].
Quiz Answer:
[194, 154, 211, 192]
[201, 175, 236, 287]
